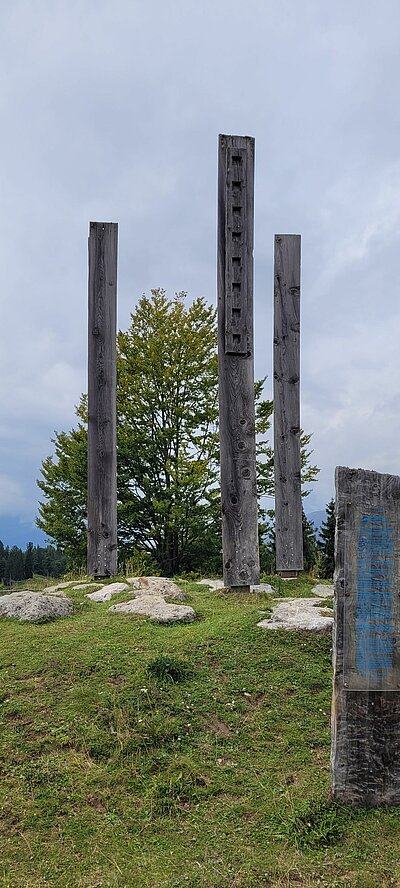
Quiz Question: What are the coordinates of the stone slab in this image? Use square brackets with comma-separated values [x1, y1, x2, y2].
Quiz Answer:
[0, 591, 73, 622]
[87, 582, 130, 601]
[257, 597, 333, 635]
[311, 583, 334, 599]
[198, 579, 275, 594]
[43, 582, 75, 593]
[198, 579, 225, 591]
[125, 577, 185, 600]
[109, 595, 195, 624]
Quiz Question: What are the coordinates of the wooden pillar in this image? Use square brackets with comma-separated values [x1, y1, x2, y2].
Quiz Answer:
[217, 134, 260, 590]
[332, 466, 400, 806]
[87, 222, 118, 577]
[273, 234, 303, 575]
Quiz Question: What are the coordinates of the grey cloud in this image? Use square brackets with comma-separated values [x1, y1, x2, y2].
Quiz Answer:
[2, 0, 400, 529]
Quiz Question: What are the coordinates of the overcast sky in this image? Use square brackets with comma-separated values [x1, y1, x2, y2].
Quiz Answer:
[1, 0, 400, 539]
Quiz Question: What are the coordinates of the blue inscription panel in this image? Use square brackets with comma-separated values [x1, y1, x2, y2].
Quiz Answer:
[344, 506, 400, 690]
[356, 511, 394, 682]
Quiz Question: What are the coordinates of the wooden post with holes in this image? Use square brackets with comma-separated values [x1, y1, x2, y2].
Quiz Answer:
[217, 134, 260, 591]
[273, 234, 303, 576]
[331, 466, 400, 806]
[87, 221, 118, 577]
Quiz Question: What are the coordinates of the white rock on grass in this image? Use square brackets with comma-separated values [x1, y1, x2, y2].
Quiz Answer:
[198, 579, 225, 591]
[86, 582, 130, 602]
[73, 582, 105, 590]
[0, 591, 73, 622]
[311, 584, 334, 599]
[257, 597, 333, 635]
[109, 595, 195, 624]
[199, 579, 275, 594]
[125, 576, 185, 601]
[43, 581, 75, 594]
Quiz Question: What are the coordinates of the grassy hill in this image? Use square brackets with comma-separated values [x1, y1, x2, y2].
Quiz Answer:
[0, 576, 399, 887]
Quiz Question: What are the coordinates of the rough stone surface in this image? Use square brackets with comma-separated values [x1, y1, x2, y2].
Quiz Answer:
[199, 579, 275, 594]
[109, 595, 195, 623]
[257, 597, 333, 635]
[125, 576, 185, 601]
[43, 581, 75, 594]
[73, 582, 105, 590]
[0, 591, 73, 622]
[311, 583, 334, 599]
[87, 582, 129, 602]
[198, 579, 225, 591]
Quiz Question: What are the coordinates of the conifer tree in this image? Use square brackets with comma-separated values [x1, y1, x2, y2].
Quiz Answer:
[319, 498, 335, 579]
[302, 510, 319, 573]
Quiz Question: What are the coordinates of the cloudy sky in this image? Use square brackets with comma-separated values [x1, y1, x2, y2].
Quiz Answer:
[1, 0, 400, 543]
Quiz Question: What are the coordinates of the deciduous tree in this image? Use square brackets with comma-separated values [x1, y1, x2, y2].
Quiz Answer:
[37, 290, 319, 576]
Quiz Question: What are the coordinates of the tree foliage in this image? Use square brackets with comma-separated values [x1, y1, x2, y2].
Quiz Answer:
[116, 290, 219, 575]
[37, 422, 87, 569]
[302, 511, 319, 574]
[319, 498, 335, 579]
[0, 541, 67, 584]
[38, 290, 220, 575]
[37, 289, 320, 576]
[254, 378, 319, 573]
[254, 379, 318, 500]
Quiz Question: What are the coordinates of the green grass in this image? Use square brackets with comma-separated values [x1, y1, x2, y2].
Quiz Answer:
[0, 575, 399, 887]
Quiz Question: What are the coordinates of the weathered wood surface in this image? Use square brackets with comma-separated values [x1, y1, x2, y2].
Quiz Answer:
[87, 222, 118, 577]
[273, 234, 303, 573]
[217, 134, 260, 589]
[331, 466, 400, 806]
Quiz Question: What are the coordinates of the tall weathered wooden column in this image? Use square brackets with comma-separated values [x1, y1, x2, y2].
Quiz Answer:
[217, 134, 260, 591]
[331, 466, 400, 806]
[273, 234, 303, 576]
[87, 221, 118, 577]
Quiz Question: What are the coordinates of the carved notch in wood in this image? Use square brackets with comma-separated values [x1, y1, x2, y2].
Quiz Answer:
[225, 147, 248, 355]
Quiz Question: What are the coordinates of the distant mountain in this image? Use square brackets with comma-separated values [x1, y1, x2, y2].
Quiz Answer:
[0, 517, 48, 549]
[306, 509, 326, 535]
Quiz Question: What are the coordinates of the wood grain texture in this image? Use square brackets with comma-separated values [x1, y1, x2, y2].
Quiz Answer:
[87, 222, 118, 577]
[273, 235, 303, 572]
[331, 466, 400, 806]
[218, 134, 260, 589]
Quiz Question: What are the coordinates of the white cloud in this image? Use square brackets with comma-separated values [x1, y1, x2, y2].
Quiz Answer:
[0, 475, 30, 518]
[2, 0, 400, 528]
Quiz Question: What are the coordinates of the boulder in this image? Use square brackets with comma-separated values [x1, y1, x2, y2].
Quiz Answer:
[198, 579, 225, 591]
[0, 591, 73, 623]
[125, 576, 185, 601]
[87, 582, 130, 602]
[73, 582, 105, 590]
[198, 579, 275, 594]
[109, 595, 195, 624]
[257, 597, 333, 635]
[311, 583, 334, 599]
[43, 581, 75, 594]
